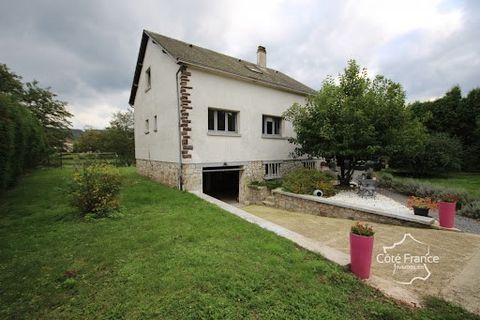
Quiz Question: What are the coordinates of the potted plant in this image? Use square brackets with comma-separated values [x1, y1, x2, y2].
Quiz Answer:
[406, 196, 436, 217]
[436, 193, 460, 228]
[350, 222, 375, 279]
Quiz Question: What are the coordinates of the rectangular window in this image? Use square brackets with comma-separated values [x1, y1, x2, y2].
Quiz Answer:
[145, 119, 149, 134]
[303, 160, 316, 169]
[264, 162, 282, 179]
[208, 109, 215, 130]
[154, 115, 158, 132]
[145, 67, 151, 90]
[217, 110, 226, 131]
[262, 115, 281, 136]
[208, 108, 238, 133]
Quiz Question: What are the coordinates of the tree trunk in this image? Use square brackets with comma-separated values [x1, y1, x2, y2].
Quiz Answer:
[337, 156, 355, 187]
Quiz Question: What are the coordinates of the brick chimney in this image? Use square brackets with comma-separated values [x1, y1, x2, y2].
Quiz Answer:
[257, 46, 266, 68]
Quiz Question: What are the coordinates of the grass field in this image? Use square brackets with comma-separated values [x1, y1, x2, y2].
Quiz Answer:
[391, 172, 480, 198]
[1, 168, 479, 319]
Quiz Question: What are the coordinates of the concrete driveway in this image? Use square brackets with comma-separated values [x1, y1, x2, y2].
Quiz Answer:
[243, 205, 480, 315]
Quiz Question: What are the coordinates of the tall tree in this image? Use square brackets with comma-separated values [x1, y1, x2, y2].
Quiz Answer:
[104, 110, 135, 165]
[284, 60, 426, 185]
[22, 81, 72, 152]
[0, 64, 23, 97]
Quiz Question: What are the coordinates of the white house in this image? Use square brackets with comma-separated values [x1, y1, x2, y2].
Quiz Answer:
[129, 30, 318, 202]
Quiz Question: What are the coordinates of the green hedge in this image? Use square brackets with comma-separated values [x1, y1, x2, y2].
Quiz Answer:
[0, 94, 47, 192]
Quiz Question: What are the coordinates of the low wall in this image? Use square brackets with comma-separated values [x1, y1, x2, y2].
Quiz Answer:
[244, 185, 271, 205]
[272, 189, 435, 228]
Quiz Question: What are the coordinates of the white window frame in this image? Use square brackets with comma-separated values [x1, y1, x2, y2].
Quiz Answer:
[145, 119, 149, 134]
[264, 161, 282, 179]
[208, 108, 239, 134]
[262, 115, 282, 137]
[154, 115, 158, 132]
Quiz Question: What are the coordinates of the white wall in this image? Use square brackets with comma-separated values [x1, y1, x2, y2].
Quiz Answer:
[133, 38, 180, 163]
[188, 67, 307, 164]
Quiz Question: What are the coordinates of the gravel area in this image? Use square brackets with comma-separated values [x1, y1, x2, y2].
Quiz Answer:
[378, 188, 480, 235]
[328, 190, 413, 216]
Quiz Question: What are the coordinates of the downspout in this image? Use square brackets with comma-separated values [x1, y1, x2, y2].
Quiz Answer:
[176, 64, 187, 190]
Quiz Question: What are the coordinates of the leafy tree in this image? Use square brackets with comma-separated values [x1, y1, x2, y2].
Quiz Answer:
[22, 81, 72, 152]
[0, 93, 47, 191]
[0, 64, 23, 97]
[391, 133, 462, 176]
[408, 86, 480, 171]
[284, 60, 426, 186]
[73, 110, 134, 165]
[73, 129, 106, 153]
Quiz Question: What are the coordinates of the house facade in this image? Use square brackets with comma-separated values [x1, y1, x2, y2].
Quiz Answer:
[129, 30, 319, 202]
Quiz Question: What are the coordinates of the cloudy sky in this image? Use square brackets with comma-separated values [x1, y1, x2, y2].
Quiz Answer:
[1, 0, 478, 129]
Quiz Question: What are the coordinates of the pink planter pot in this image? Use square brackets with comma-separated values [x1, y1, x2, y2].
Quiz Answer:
[349, 233, 374, 279]
[438, 202, 456, 228]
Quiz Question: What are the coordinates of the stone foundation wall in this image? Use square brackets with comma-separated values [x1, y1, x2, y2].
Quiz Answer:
[239, 161, 264, 203]
[182, 163, 202, 191]
[136, 159, 180, 188]
[136, 159, 203, 191]
[272, 190, 430, 228]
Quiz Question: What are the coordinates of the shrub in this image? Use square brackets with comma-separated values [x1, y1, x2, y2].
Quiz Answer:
[69, 163, 122, 217]
[249, 179, 283, 190]
[282, 168, 336, 197]
[458, 201, 480, 219]
[351, 222, 374, 236]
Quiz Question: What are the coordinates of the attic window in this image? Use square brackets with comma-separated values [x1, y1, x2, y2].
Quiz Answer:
[245, 65, 263, 74]
[145, 67, 151, 91]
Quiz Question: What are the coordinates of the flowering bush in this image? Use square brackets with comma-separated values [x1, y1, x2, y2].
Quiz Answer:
[351, 222, 375, 237]
[406, 196, 437, 209]
[69, 163, 122, 217]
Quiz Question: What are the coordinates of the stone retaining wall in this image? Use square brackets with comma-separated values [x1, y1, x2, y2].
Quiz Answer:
[272, 190, 432, 228]
[244, 185, 271, 205]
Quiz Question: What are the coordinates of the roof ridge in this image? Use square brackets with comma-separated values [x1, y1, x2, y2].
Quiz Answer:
[130, 30, 315, 105]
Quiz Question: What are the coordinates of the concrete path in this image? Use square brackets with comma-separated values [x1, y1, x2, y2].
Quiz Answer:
[243, 205, 480, 315]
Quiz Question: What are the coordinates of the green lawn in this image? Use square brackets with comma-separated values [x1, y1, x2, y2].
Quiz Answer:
[416, 173, 480, 197]
[391, 172, 480, 198]
[1, 168, 478, 319]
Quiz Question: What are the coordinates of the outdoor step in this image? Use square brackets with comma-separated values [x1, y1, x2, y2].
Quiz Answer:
[262, 200, 275, 207]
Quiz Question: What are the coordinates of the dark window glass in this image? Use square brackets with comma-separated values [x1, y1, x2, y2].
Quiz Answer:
[274, 118, 281, 134]
[227, 112, 236, 132]
[262, 116, 265, 134]
[266, 121, 273, 134]
[217, 111, 226, 131]
[208, 109, 215, 130]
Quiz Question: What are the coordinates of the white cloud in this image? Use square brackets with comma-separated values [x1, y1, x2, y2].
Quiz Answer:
[0, 0, 477, 128]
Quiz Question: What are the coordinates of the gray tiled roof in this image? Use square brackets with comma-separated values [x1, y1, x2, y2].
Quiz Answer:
[145, 30, 316, 96]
